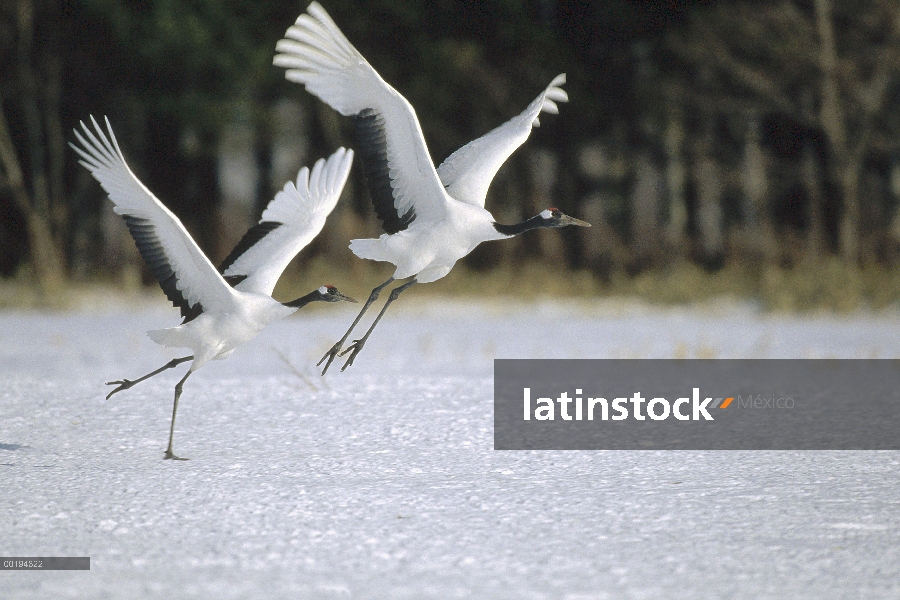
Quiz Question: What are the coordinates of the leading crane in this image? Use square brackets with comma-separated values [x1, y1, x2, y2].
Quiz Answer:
[274, 2, 590, 374]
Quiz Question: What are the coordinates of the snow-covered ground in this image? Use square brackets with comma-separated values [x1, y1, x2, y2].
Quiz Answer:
[2, 297, 899, 598]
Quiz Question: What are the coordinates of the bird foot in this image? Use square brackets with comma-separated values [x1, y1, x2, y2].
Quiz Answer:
[317, 340, 345, 375]
[338, 339, 366, 371]
[105, 379, 134, 399]
[163, 450, 188, 461]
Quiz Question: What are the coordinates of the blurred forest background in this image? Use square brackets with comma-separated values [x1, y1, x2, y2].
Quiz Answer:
[5, 0, 900, 310]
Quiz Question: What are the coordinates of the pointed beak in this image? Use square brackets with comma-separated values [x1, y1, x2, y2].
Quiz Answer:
[560, 214, 591, 227]
[335, 291, 358, 303]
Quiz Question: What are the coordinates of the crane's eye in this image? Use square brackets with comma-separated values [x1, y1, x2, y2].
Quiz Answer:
[550, 209, 562, 218]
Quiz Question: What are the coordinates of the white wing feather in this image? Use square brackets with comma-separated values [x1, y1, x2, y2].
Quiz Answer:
[222, 147, 354, 296]
[436, 74, 568, 208]
[71, 116, 237, 315]
[273, 1, 447, 224]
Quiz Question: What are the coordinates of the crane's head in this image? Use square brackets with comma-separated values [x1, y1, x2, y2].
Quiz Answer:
[283, 285, 356, 309]
[538, 208, 591, 228]
[317, 285, 358, 303]
[493, 208, 591, 237]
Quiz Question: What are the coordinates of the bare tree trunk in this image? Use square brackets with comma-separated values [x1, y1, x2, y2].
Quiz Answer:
[664, 109, 687, 255]
[44, 46, 67, 239]
[801, 140, 825, 258]
[270, 98, 308, 191]
[693, 120, 724, 266]
[24, 211, 65, 290]
[0, 0, 69, 294]
[217, 114, 257, 264]
[837, 162, 861, 262]
[529, 148, 565, 264]
[814, 0, 858, 262]
[695, 156, 724, 264]
[0, 102, 65, 292]
[579, 192, 626, 284]
[671, 0, 900, 266]
[631, 149, 661, 265]
[740, 115, 775, 262]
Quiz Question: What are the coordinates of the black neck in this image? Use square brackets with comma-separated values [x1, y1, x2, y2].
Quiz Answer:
[493, 215, 546, 237]
[282, 290, 322, 309]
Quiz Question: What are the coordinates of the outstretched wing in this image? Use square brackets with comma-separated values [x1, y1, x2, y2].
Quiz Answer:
[273, 1, 447, 233]
[71, 116, 237, 322]
[219, 147, 354, 296]
[436, 74, 568, 208]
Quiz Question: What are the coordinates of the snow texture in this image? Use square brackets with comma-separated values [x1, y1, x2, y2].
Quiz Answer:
[2, 298, 900, 598]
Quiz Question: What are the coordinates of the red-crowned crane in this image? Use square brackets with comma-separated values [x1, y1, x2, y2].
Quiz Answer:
[71, 116, 357, 459]
[273, 2, 590, 374]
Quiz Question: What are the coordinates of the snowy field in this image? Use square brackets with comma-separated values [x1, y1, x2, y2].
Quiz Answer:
[2, 296, 900, 599]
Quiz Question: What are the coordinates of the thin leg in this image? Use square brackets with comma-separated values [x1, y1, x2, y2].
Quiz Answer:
[318, 276, 395, 375]
[106, 355, 193, 399]
[338, 278, 417, 372]
[164, 368, 192, 461]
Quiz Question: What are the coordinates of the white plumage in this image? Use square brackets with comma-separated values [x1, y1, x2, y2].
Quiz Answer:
[437, 73, 568, 208]
[274, 2, 589, 374]
[276, 3, 447, 227]
[74, 119, 236, 319]
[222, 147, 354, 296]
[71, 116, 356, 459]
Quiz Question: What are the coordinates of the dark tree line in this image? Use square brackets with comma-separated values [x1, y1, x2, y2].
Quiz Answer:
[4, 0, 900, 298]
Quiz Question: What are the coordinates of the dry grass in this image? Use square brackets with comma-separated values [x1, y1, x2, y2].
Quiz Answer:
[269, 255, 900, 312]
[604, 258, 900, 312]
[270, 255, 605, 302]
[4, 256, 900, 312]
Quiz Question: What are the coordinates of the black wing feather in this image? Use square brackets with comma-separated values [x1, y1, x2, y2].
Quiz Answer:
[223, 274, 248, 286]
[122, 215, 203, 323]
[219, 221, 283, 274]
[353, 108, 415, 234]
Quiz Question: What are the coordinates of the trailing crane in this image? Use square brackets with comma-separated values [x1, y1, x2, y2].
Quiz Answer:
[72, 117, 356, 459]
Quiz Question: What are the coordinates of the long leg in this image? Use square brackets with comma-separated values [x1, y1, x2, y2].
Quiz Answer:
[106, 355, 193, 399]
[338, 278, 417, 372]
[318, 276, 395, 375]
[164, 368, 193, 461]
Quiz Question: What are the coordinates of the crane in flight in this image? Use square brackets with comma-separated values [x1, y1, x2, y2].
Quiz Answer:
[273, 2, 590, 374]
[71, 116, 357, 459]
